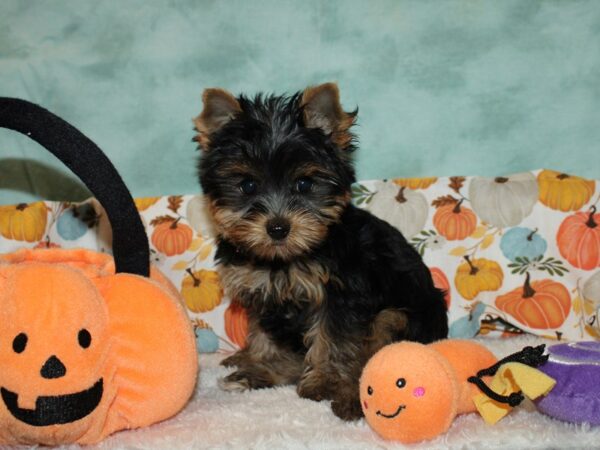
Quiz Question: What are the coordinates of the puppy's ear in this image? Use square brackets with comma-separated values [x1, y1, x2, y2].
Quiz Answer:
[301, 82, 357, 148]
[194, 88, 241, 149]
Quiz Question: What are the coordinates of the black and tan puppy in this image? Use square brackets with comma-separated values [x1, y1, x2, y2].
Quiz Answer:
[194, 83, 448, 420]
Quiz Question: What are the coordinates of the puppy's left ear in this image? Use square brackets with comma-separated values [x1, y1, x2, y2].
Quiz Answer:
[194, 88, 241, 150]
[301, 83, 357, 148]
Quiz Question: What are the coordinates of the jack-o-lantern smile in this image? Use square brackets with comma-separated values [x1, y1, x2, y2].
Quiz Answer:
[1, 328, 103, 427]
[1, 379, 103, 427]
[376, 404, 406, 419]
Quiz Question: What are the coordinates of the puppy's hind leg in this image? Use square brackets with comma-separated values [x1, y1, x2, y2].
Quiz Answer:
[364, 308, 409, 357]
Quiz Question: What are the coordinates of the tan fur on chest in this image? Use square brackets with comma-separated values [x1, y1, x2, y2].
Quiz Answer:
[219, 261, 330, 305]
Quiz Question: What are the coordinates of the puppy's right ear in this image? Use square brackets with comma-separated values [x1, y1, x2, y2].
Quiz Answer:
[194, 88, 241, 149]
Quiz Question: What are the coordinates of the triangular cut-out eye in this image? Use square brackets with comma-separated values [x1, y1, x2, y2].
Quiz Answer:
[78, 329, 92, 349]
[13, 333, 27, 354]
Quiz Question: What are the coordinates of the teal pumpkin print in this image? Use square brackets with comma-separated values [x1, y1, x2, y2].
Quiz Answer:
[195, 328, 219, 353]
[56, 204, 96, 240]
[500, 227, 547, 262]
[448, 302, 487, 338]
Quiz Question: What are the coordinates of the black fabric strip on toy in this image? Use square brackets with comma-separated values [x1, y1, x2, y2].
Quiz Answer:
[466, 344, 549, 406]
[476, 345, 548, 378]
[467, 375, 524, 407]
[0, 97, 149, 277]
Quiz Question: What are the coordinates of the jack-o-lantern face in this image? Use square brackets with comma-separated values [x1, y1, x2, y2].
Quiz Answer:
[1, 332, 103, 427]
[0, 262, 110, 444]
[359, 342, 458, 443]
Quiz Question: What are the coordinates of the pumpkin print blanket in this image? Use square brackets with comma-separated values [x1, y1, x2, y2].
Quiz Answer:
[1, 169, 599, 352]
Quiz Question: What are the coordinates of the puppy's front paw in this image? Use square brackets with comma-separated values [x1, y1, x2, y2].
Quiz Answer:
[218, 369, 274, 392]
[218, 372, 250, 392]
[220, 352, 246, 368]
[297, 375, 332, 402]
[331, 396, 363, 421]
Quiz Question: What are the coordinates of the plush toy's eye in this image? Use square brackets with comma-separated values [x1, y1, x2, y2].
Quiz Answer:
[78, 329, 92, 349]
[396, 378, 406, 389]
[12, 333, 28, 354]
[239, 179, 258, 195]
[367, 386, 373, 395]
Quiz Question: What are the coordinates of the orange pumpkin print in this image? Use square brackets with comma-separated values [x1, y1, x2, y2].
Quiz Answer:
[224, 301, 249, 348]
[151, 219, 193, 256]
[392, 177, 438, 190]
[430, 267, 451, 307]
[0, 202, 48, 242]
[454, 257, 503, 300]
[181, 269, 224, 313]
[433, 200, 477, 241]
[538, 170, 595, 212]
[556, 206, 600, 270]
[495, 273, 571, 329]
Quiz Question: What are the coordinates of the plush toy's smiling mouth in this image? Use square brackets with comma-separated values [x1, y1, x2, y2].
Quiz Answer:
[376, 404, 406, 419]
[1, 379, 103, 426]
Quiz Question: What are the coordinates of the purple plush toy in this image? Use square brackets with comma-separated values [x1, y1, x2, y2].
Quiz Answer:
[536, 341, 600, 425]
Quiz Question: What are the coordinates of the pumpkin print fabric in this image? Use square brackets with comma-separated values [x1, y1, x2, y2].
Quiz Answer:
[1, 169, 599, 350]
[0, 202, 48, 242]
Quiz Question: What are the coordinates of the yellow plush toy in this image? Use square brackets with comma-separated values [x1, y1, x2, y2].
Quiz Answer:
[359, 340, 555, 444]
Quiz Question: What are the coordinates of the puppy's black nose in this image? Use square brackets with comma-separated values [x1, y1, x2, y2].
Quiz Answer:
[40, 355, 67, 379]
[266, 218, 290, 240]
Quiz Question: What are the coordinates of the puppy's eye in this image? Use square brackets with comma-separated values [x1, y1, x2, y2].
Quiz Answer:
[240, 179, 258, 195]
[295, 177, 313, 194]
[13, 333, 28, 354]
[396, 378, 406, 389]
[367, 386, 373, 396]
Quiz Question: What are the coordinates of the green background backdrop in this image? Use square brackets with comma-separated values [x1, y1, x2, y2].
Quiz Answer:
[1, 0, 599, 204]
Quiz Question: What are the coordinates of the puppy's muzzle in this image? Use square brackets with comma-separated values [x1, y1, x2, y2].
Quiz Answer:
[266, 218, 290, 241]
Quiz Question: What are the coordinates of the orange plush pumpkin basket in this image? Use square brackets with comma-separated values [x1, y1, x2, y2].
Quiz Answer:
[0, 98, 198, 445]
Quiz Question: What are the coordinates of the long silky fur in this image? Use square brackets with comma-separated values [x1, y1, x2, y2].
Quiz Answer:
[196, 88, 448, 420]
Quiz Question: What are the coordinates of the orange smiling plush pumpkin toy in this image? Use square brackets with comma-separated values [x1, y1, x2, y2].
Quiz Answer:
[360, 340, 554, 444]
[0, 98, 198, 445]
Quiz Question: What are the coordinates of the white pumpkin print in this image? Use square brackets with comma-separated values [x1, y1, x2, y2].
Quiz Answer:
[368, 181, 428, 238]
[583, 271, 600, 318]
[186, 195, 216, 238]
[469, 172, 538, 228]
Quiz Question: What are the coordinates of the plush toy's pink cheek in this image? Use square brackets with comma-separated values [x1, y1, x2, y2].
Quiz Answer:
[413, 387, 426, 397]
[363, 400, 368, 410]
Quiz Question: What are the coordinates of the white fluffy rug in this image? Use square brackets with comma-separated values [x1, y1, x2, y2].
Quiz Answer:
[32, 336, 600, 450]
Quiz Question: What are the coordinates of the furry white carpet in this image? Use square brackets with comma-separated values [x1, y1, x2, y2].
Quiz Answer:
[16, 336, 600, 450]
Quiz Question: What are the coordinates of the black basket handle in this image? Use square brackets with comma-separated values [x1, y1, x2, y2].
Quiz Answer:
[0, 97, 150, 277]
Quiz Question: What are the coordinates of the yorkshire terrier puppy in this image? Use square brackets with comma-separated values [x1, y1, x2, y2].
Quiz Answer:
[194, 83, 448, 420]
